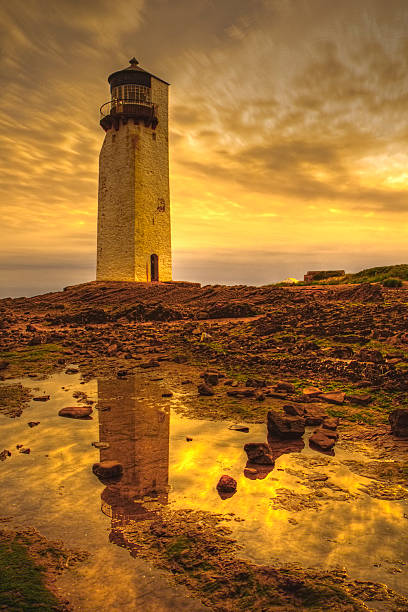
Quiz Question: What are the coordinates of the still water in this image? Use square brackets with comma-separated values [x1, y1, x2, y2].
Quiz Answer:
[0, 369, 407, 610]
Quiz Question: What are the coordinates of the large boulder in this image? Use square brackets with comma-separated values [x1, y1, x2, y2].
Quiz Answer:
[267, 411, 305, 439]
[244, 443, 274, 465]
[389, 409, 408, 438]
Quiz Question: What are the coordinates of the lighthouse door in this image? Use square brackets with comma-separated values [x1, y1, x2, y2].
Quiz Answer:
[150, 254, 159, 282]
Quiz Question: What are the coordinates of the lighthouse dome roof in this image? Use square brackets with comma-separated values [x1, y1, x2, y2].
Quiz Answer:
[108, 58, 169, 90]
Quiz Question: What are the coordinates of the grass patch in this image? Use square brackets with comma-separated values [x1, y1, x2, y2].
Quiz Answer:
[0, 533, 61, 611]
[0, 344, 64, 376]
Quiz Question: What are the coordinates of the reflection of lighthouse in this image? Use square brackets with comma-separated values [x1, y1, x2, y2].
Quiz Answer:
[96, 377, 169, 525]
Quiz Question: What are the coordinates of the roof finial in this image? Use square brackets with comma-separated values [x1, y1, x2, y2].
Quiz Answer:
[129, 57, 139, 66]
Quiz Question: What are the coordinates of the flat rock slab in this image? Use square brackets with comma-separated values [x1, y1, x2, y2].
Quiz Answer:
[58, 406, 92, 419]
[302, 387, 322, 398]
[319, 391, 345, 405]
[227, 388, 255, 398]
[228, 424, 250, 433]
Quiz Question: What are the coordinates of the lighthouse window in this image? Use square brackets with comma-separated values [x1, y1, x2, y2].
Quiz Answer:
[112, 86, 123, 100]
[122, 85, 152, 104]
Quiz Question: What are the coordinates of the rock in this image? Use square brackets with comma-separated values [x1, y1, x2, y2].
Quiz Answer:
[228, 424, 250, 433]
[204, 371, 219, 386]
[302, 386, 322, 398]
[106, 343, 118, 356]
[140, 359, 160, 369]
[227, 388, 255, 398]
[357, 348, 385, 363]
[207, 302, 257, 319]
[256, 392, 265, 402]
[303, 405, 327, 426]
[309, 430, 336, 451]
[0, 449, 11, 461]
[162, 392, 173, 397]
[275, 381, 295, 393]
[0, 360, 9, 371]
[244, 442, 274, 465]
[181, 379, 193, 385]
[186, 437, 193, 442]
[58, 406, 92, 419]
[329, 346, 354, 359]
[28, 335, 42, 346]
[346, 393, 372, 405]
[283, 404, 304, 417]
[216, 475, 237, 493]
[319, 428, 338, 441]
[92, 461, 123, 480]
[319, 391, 345, 405]
[246, 378, 267, 388]
[117, 370, 128, 378]
[389, 408, 408, 438]
[91, 441, 110, 449]
[27, 421, 40, 428]
[244, 465, 274, 480]
[267, 411, 305, 439]
[322, 417, 339, 430]
[19, 447, 31, 454]
[65, 368, 79, 374]
[33, 395, 50, 402]
[198, 383, 214, 396]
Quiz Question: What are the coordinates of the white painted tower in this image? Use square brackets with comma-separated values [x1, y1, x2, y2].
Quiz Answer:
[97, 58, 172, 282]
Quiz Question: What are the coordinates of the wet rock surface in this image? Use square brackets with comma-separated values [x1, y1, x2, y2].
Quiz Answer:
[1, 280, 408, 610]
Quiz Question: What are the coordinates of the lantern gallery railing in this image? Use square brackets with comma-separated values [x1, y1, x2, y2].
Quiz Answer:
[100, 98, 155, 118]
[99, 98, 159, 130]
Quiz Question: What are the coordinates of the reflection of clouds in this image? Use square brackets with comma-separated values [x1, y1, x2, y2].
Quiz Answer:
[169, 415, 408, 595]
[3, 1, 408, 293]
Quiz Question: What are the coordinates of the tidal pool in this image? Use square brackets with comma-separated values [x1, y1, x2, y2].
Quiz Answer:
[0, 369, 407, 610]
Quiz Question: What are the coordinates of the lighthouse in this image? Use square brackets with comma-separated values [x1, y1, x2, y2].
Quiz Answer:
[97, 58, 172, 282]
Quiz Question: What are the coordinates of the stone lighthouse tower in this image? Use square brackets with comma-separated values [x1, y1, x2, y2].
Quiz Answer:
[97, 58, 172, 282]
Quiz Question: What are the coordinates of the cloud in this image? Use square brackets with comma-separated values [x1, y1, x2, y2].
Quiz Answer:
[2, 0, 408, 294]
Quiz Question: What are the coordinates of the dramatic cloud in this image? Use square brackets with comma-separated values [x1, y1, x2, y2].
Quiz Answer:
[1, 0, 408, 296]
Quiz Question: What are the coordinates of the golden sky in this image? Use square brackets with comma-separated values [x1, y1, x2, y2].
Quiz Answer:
[1, 0, 408, 296]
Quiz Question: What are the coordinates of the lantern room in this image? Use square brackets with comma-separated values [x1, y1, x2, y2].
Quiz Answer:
[100, 58, 160, 131]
